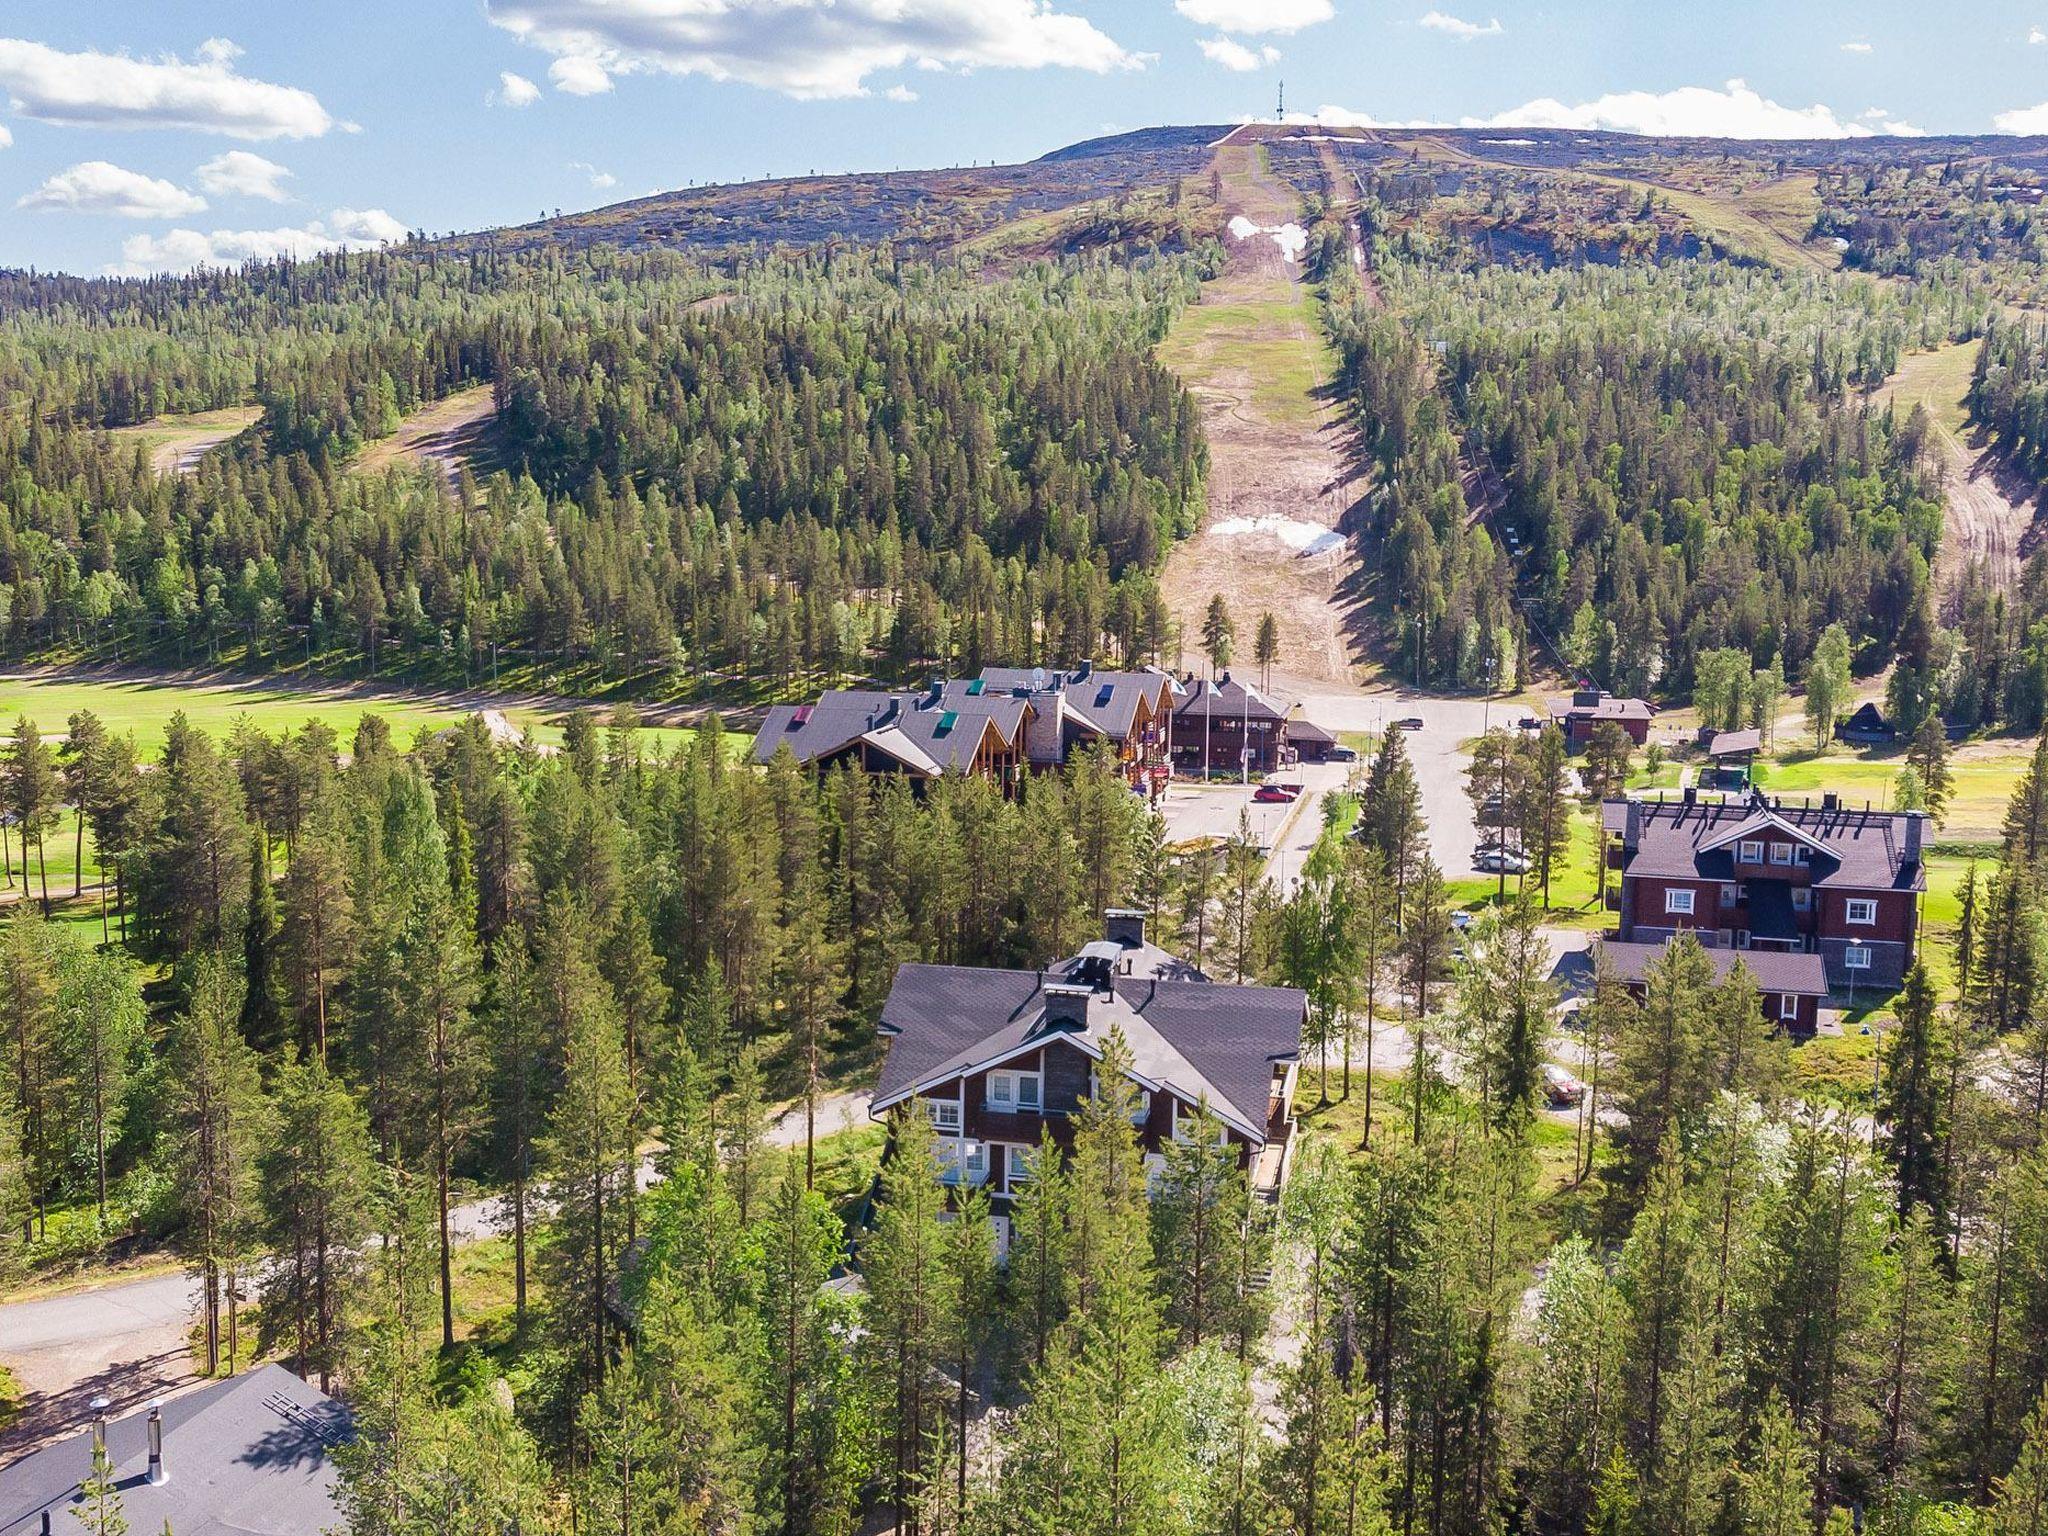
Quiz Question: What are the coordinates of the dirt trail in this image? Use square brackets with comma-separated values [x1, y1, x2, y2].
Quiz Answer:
[1872, 341, 2043, 613]
[1157, 143, 1370, 687]
[352, 383, 500, 487]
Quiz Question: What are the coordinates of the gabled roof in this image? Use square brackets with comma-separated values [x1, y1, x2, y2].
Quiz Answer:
[1609, 796, 1927, 892]
[1174, 673, 1287, 724]
[1702, 727, 1762, 758]
[753, 685, 1033, 774]
[1548, 691, 1652, 722]
[1696, 809, 1828, 857]
[1596, 939, 1828, 997]
[976, 666, 1172, 749]
[0, 1364, 351, 1536]
[872, 957, 1303, 1142]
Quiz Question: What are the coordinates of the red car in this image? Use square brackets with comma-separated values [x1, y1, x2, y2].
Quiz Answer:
[1253, 782, 1302, 803]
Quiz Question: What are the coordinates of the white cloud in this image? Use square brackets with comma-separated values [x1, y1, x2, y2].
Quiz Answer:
[194, 149, 292, 202]
[570, 159, 617, 187]
[2031, 26, 2046, 44]
[490, 0, 1142, 99]
[496, 70, 541, 106]
[1469, 79, 1924, 139]
[1840, 40, 1872, 53]
[0, 37, 335, 139]
[18, 160, 206, 218]
[1175, 0, 1331, 32]
[549, 55, 613, 95]
[1419, 11, 1502, 39]
[111, 206, 406, 275]
[1198, 36, 1280, 70]
[0, 125, 11, 150]
[884, 84, 919, 102]
[1995, 101, 2048, 132]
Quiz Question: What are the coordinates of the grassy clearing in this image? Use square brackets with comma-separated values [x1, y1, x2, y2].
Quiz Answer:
[1867, 340, 1980, 437]
[0, 674, 696, 756]
[1156, 282, 1335, 435]
[1751, 742, 2027, 839]
[351, 385, 503, 482]
[104, 406, 262, 476]
[1445, 807, 1608, 927]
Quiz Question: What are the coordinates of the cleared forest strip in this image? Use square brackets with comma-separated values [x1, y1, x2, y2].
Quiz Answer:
[350, 383, 501, 485]
[1156, 143, 1370, 685]
[1870, 340, 2043, 607]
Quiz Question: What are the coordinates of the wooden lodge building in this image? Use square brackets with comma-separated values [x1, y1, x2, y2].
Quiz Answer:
[1171, 672, 1293, 776]
[1601, 789, 1927, 991]
[1548, 687, 1653, 747]
[868, 911, 1305, 1251]
[751, 663, 1178, 791]
[1594, 937, 1830, 1032]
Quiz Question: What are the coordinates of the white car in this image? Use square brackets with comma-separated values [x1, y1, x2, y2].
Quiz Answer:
[1542, 1064, 1587, 1107]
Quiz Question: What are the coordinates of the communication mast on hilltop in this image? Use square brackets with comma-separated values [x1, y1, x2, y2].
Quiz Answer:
[1276, 81, 1285, 122]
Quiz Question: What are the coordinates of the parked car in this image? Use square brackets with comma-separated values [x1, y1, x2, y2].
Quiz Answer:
[1393, 716, 1424, 732]
[1474, 846, 1530, 875]
[1330, 744, 1359, 762]
[1543, 1064, 1587, 1107]
[1516, 716, 1541, 731]
[1252, 781, 1301, 803]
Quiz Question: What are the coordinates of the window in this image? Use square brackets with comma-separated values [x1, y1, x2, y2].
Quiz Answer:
[1794, 845, 1811, 864]
[1738, 840, 1763, 863]
[988, 1070, 1043, 1113]
[1665, 888, 1695, 916]
[1720, 883, 1737, 909]
[1845, 898, 1877, 926]
[924, 1098, 962, 1132]
[1845, 946, 1873, 971]
[1779, 993, 1800, 1021]
[1737, 931, 1751, 950]
[1792, 888, 1812, 912]
[1769, 843, 1795, 866]
[1006, 1144, 1033, 1185]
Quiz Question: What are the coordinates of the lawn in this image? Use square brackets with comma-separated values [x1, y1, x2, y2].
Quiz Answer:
[1751, 742, 2028, 840]
[1445, 806, 1609, 927]
[0, 674, 696, 756]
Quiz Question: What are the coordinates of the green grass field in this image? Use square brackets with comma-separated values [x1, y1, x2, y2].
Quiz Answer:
[0, 674, 696, 756]
[1751, 744, 2025, 840]
[1156, 281, 1335, 435]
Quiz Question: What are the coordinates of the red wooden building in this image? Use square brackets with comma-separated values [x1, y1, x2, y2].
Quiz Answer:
[1602, 790, 1927, 991]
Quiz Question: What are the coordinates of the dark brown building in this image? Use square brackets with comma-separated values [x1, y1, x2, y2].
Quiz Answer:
[1172, 672, 1291, 775]
[1595, 937, 1829, 1032]
[1603, 790, 1927, 990]
[868, 913, 1305, 1253]
[1549, 687, 1652, 746]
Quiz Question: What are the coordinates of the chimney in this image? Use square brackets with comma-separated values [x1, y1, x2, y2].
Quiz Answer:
[1042, 982, 1094, 1030]
[1624, 799, 1643, 852]
[147, 1400, 166, 1485]
[1905, 812, 1924, 866]
[1822, 791, 1839, 813]
[1104, 908, 1147, 949]
[1073, 659, 1093, 683]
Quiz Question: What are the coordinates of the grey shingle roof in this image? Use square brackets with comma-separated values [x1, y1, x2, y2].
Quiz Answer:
[1549, 692, 1652, 722]
[1597, 939, 1828, 996]
[1609, 797, 1927, 892]
[1174, 674, 1287, 724]
[0, 1364, 350, 1536]
[872, 957, 1302, 1141]
[1703, 727, 1762, 757]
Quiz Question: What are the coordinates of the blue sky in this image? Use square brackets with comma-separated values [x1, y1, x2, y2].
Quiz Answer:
[3, 0, 2048, 277]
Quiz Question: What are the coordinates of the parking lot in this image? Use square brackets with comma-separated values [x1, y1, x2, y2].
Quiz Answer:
[1158, 758, 1355, 892]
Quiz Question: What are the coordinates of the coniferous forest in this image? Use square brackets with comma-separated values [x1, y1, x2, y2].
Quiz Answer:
[15, 114, 2048, 1536]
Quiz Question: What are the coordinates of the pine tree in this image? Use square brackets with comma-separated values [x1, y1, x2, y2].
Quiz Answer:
[1, 908, 57, 1240]
[1738, 1392, 1814, 1536]
[1254, 611, 1280, 691]
[1007, 1127, 1073, 1372]
[937, 1185, 996, 1526]
[6, 716, 57, 914]
[53, 941, 144, 1229]
[860, 1106, 950, 1529]
[72, 1442, 127, 1536]
[259, 1051, 375, 1391]
[540, 932, 635, 1400]
[1359, 730, 1427, 921]
[167, 953, 270, 1375]
[1880, 963, 1957, 1227]
[1152, 1100, 1260, 1350]
[240, 828, 284, 1052]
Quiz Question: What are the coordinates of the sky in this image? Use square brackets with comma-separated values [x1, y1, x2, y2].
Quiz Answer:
[3, 0, 2048, 278]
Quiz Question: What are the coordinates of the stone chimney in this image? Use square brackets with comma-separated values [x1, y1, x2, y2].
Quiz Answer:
[1104, 908, 1147, 949]
[1624, 798, 1644, 853]
[1042, 982, 1094, 1030]
[1904, 811, 1925, 867]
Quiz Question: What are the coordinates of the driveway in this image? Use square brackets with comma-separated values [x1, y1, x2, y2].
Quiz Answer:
[1158, 760, 1354, 895]
[1289, 688, 1511, 880]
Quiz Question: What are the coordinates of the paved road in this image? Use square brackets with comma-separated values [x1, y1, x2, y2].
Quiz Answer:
[1291, 688, 1506, 880]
